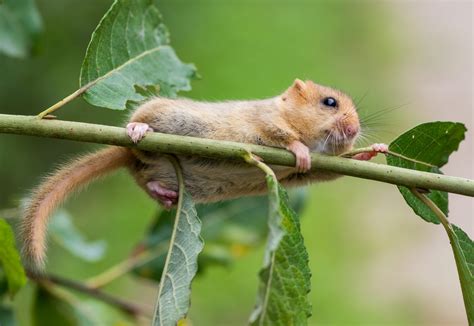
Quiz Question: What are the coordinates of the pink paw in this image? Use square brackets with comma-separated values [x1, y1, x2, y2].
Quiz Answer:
[352, 143, 389, 161]
[127, 122, 153, 143]
[147, 181, 178, 209]
[372, 143, 389, 153]
[287, 140, 311, 173]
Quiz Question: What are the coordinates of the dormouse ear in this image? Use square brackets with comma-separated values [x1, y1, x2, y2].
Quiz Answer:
[291, 78, 308, 100]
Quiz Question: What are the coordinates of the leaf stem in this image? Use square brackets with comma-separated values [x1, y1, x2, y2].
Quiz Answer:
[37, 84, 91, 119]
[243, 152, 277, 179]
[0, 114, 473, 197]
[152, 155, 185, 324]
[409, 189, 473, 323]
[27, 269, 152, 317]
[410, 188, 450, 230]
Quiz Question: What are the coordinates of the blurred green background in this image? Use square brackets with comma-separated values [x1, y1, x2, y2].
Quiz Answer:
[1, 0, 472, 325]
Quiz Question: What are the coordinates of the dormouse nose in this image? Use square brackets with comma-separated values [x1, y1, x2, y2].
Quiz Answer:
[345, 124, 360, 138]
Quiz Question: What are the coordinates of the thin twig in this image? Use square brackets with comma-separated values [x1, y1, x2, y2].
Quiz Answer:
[26, 270, 152, 317]
[37, 84, 91, 119]
[86, 244, 168, 289]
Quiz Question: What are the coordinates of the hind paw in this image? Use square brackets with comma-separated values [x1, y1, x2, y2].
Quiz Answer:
[146, 181, 178, 209]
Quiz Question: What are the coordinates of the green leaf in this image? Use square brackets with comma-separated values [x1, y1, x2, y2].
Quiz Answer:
[79, 0, 196, 110]
[32, 287, 134, 326]
[133, 190, 307, 281]
[0, 304, 15, 326]
[32, 288, 79, 326]
[49, 210, 107, 262]
[0, 0, 42, 58]
[449, 224, 474, 323]
[250, 176, 311, 326]
[386, 122, 466, 223]
[452, 225, 474, 277]
[0, 269, 8, 296]
[152, 189, 204, 326]
[126, 84, 162, 110]
[0, 219, 26, 297]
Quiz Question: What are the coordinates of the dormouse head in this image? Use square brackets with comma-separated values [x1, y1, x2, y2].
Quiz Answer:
[281, 79, 360, 154]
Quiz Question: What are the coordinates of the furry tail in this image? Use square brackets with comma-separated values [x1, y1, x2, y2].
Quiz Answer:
[21, 146, 134, 269]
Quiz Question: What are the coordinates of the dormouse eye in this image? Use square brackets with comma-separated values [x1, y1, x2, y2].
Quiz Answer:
[322, 97, 337, 108]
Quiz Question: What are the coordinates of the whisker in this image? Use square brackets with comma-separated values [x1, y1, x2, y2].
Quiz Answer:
[360, 102, 409, 124]
[355, 90, 369, 107]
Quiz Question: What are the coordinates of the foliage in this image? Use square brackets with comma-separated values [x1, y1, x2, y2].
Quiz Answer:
[0, 219, 26, 297]
[450, 225, 474, 324]
[0, 0, 472, 325]
[133, 190, 307, 281]
[49, 210, 107, 262]
[79, 0, 196, 110]
[32, 287, 134, 326]
[0, 304, 15, 326]
[387, 122, 466, 223]
[249, 177, 311, 325]
[0, 0, 42, 58]
[386, 122, 472, 322]
[152, 158, 203, 326]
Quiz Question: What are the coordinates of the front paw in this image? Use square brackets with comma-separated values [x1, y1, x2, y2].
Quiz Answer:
[352, 143, 389, 161]
[126, 122, 153, 143]
[287, 140, 311, 173]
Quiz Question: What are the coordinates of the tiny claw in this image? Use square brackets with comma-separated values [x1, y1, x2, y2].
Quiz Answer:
[126, 122, 153, 143]
[287, 140, 311, 173]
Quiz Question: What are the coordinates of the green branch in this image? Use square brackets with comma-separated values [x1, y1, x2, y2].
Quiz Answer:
[0, 113, 473, 197]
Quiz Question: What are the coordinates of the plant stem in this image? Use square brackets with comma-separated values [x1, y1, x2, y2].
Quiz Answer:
[0, 114, 473, 196]
[27, 270, 152, 317]
[86, 244, 168, 289]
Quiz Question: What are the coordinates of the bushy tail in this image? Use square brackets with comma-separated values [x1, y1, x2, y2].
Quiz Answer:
[21, 146, 134, 270]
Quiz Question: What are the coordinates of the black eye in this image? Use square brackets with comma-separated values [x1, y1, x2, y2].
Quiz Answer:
[322, 97, 337, 108]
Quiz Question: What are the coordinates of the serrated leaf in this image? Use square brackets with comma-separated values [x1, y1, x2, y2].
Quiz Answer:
[0, 0, 42, 58]
[250, 177, 311, 326]
[79, 0, 196, 110]
[49, 210, 107, 262]
[449, 224, 474, 323]
[0, 219, 26, 297]
[133, 191, 307, 281]
[387, 122, 466, 223]
[152, 190, 203, 326]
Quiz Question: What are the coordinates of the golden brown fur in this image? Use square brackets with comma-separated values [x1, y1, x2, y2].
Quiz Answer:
[21, 147, 133, 269]
[22, 79, 360, 268]
[129, 79, 360, 202]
